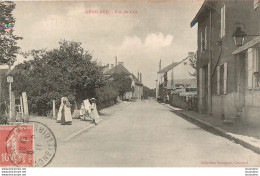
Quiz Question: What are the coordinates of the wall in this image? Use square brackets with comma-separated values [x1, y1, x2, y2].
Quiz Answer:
[196, 0, 259, 118]
[171, 94, 188, 109]
[170, 94, 198, 111]
[212, 93, 237, 118]
[243, 47, 260, 127]
[133, 84, 143, 99]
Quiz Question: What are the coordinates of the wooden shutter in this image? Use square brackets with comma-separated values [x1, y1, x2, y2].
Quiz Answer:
[253, 48, 259, 72]
[199, 68, 204, 95]
[223, 62, 227, 94]
[200, 31, 203, 53]
[248, 48, 253, 89]
[217, 66, 220, 95]
[205, 26, 207, 50]
[220, 5, 226, 38]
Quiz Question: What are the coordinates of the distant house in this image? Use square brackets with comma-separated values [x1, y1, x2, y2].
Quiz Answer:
[104, 61, 143, 100]
[156, 56, 196, 101]
[191, 0, 260, 125]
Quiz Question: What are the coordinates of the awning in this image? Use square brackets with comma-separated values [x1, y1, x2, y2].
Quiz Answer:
[232, 36, 260, 55]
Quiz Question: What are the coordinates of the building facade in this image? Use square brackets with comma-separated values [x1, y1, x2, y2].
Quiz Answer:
[104, 61, 144, 100]
[156, 56, 196, 101]
[191, 0, 260, 125]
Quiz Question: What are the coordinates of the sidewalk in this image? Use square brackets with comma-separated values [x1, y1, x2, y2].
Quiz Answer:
[162, 103, 260, 154]
[29, 101, 132, 143]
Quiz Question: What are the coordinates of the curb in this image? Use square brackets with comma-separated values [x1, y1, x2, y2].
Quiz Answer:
[63, 119, 103, 142]
[162, 103, 260, 155]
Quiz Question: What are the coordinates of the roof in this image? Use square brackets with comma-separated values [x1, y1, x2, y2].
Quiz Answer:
[190, 0, 210, 27]
[104, 64, 143, 86]
[157, 57, 189, 74]
[232, 36, 260, 55]
[104, 64, 131, 75]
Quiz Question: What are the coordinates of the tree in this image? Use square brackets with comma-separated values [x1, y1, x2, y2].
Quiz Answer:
[188, 53, 197, 77]
[143, 86, 155, 99]
[11, 40, 106, 115]
[110, 73, 132, 97]
[0, 1, 22, 66]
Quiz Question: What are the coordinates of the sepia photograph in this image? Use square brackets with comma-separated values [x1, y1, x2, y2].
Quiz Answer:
[0, 0, 260, 173]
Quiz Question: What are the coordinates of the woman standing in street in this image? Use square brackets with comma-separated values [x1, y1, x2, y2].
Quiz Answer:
[57, 97, 72, 125]
[90, 98, 99, 125]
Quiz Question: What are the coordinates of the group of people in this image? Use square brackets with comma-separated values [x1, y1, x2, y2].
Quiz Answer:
[56, 97, 99, 125]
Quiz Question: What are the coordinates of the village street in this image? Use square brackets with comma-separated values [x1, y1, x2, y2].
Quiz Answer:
[49, 100, 260, 167]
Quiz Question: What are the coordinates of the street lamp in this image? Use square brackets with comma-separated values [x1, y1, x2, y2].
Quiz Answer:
[232, 23, 260, 46]
[232, 27, 247, 46]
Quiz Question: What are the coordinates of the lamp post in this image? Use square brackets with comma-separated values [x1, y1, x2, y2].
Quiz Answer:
[232, 24, 260, 46]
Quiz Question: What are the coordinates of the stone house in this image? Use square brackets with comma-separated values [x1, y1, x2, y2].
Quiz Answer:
[104, 61, 143, 100]
[190, 0, 260, 126]
[156, 56, 196, 101]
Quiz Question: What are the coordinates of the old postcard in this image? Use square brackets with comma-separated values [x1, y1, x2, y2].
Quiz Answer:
[0, 0, 260, 171]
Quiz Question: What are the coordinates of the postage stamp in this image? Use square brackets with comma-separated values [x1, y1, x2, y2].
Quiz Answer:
[0, 121, 57, 167]
[1, 124, 33, 167]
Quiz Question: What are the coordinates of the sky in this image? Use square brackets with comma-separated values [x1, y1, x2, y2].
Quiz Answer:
[9, 0, 203, 88]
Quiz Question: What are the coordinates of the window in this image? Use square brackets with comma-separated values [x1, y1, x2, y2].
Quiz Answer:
[217, 63, 227, 95]
[200, 26, 207, 52]
[248, 47, 260, 89]
[220, 5, 226, 38]
[254, 0, 260, 10]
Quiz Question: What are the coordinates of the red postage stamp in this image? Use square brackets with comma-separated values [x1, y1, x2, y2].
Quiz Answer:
[0, 124, 34, 167]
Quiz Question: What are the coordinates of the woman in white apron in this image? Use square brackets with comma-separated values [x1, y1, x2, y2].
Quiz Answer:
[90, 98, 99, 125]
[57, 97, 72, 125]
[83, 99, 91, 116]
[80, 99, 91, 120]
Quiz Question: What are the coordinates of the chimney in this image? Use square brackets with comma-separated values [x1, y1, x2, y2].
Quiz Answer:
[111, 64, 114, 69]
[115, 56, 117, 66]
[159, 59, 161, 71]
[118, 62, 124, 66]
[107, 64, 109, 67]
[140, 73, 142, 83]
[138, 72, 140, 81]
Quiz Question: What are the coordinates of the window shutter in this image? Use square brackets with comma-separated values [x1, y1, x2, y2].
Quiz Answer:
[205, 26, 207, 50]
[253, 48, 259, 72]
[248, 48, 253, 89]
[200, 31, 204, 53]
[223, 62, 227, 94]
[254, 0, 260, 9]
[220, 8, 223, 37]
[223, 5, 226, 37]
[220, 5, 226, 38]
[217, 66, 220, 95]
